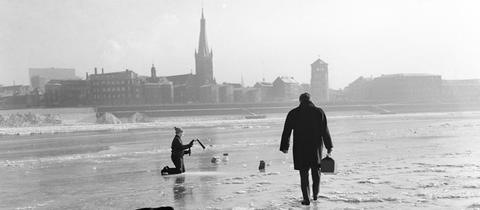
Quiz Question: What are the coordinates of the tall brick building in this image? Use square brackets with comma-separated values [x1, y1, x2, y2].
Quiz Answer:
[87, 68, 143, 105]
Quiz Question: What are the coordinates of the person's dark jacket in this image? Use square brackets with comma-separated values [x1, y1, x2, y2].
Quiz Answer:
[171, 135, 192, 158]
[280, 101, 333, 170]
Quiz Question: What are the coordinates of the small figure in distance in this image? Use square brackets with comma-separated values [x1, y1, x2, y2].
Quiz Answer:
[280, 92, 333, 206]
[161, 127, 194, 175]
[258, 160, 266, 172]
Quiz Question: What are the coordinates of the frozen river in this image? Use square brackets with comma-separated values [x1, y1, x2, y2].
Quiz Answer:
[1, 111, 480, 209]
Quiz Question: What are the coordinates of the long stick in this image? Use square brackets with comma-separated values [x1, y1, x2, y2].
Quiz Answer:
[196, 139, 206, 149]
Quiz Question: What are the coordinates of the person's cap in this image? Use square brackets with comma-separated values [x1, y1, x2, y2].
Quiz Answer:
[174, 127, 183, 133]
[299, 92, 311, 102]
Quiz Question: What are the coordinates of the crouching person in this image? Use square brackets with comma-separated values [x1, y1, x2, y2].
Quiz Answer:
[161, 127, 194, 175]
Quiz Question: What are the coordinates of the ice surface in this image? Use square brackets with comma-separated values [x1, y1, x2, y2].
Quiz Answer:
[1, 111, 480, 209]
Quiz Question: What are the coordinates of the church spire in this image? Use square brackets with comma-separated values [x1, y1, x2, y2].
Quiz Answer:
[197, 8, 210, 57]
[195, 8, 214, 87]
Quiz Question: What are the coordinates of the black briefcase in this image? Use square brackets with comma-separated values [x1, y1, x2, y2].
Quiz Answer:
[320, 156, 336, 174]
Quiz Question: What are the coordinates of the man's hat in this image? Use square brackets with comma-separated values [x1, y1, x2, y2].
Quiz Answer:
[174, 127, 183, 133]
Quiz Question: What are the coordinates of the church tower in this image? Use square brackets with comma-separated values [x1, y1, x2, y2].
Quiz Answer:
[195, 9, 214, 85]
[311, 58, 329, 103]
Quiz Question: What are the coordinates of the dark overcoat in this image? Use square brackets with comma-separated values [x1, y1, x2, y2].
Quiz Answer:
[280, 102, 333, 170]
[171, 135, 190, 158]
[170, 135, 192, 173]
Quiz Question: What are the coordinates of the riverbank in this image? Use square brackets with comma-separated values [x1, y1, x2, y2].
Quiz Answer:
[1, 102, 480, 136]
[1, 109, 480, 138]
[97, 102, 480, 117]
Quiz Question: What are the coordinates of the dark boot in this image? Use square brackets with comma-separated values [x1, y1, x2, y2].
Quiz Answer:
[299, 169, 311, 205]
[161, 166, 169, 175]
[301, 200, 310, 205]
[312, 167, 320, 200]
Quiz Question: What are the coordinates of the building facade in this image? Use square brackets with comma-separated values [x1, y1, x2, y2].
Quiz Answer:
[44, 80, 87, 107]
[218, 84, 235, 103]
[144, 65, 174, 104]
[442, 79, 480, 102]
[166, 74, 196, 104]
[87, 69, 143, 105]
[310, 58, 329, 103]
[369, 74, 442, 102]
[254, 81, 274, 102]
[29, 67, 79, 92]
[344, 73, 442, 102]
[199, 84, 220, 104]
[272, 76, 302, 101]
[143, 82, 174, 104]
[0, 85, 31, 97]
[344, 76, 373, 102]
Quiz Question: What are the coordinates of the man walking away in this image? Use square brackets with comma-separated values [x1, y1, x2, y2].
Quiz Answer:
[280, 92, 333, 205]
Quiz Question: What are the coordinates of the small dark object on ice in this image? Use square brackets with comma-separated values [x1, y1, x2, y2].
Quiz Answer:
[211, 156, 220, 163]
[222, 153, 229, 161]
[136, 207, 174, 210]
[258, 160, 266, 171]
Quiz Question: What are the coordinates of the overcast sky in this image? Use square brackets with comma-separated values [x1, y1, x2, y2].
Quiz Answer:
[1, 0, 480, 89]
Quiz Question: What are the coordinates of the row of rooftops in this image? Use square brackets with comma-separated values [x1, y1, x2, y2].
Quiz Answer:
[379, 73, 441, 78]
[81, 65, 304, 88]
[347, 74, 480, 90]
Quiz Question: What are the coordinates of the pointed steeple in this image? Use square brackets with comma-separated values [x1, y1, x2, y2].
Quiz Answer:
[195, 8, 215, 87]
[197, 8, 210, 57]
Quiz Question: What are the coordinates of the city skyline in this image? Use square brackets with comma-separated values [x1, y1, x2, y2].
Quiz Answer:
[2, 0, 480, 89]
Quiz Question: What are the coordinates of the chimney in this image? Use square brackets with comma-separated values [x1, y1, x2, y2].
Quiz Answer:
[94, 67, 97, 75]
[102, 68, 104, 74]
[86, 72, 89, 80]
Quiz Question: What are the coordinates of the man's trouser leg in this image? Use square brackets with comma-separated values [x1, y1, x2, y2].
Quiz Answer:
[311, 166, 320, 199]
[170, 156, 184, 174]
[299, 169, 310, 202]
[179, 157, 185, 173]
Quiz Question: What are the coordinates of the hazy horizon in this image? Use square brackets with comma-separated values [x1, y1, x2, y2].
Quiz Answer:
[1, 0, 480, 89]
